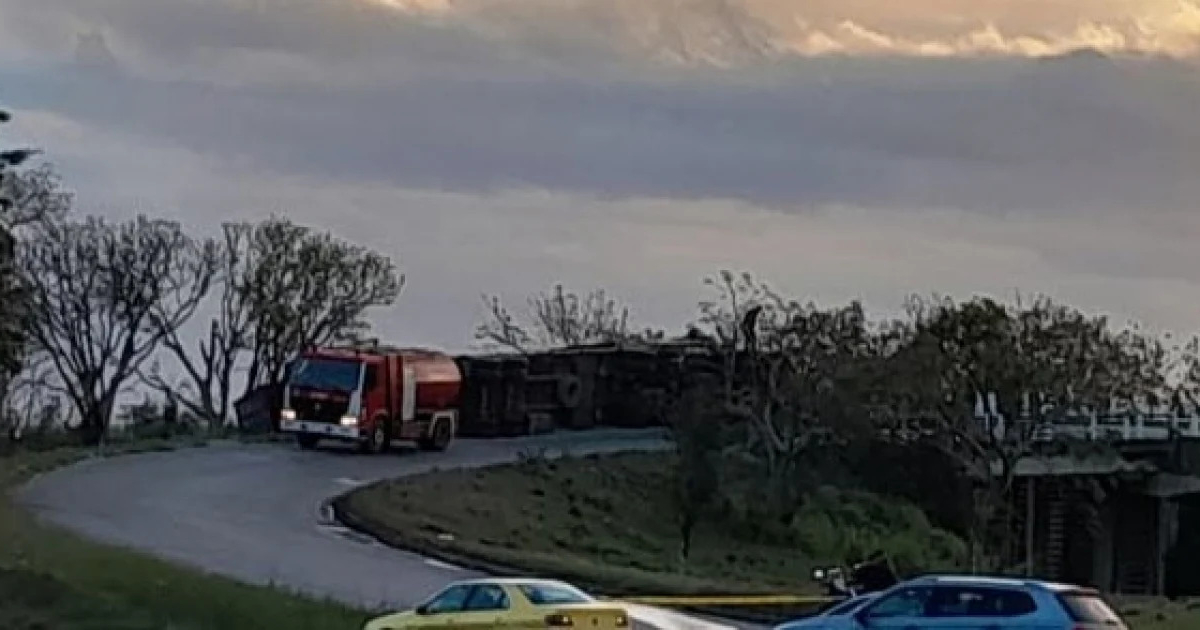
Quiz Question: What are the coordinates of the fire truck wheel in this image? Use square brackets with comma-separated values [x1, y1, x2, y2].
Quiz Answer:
[557, 375, 582, 408]
[419, 417, 453, 452]
[360, 419, 390, 455]
[296, 434, 319, 449]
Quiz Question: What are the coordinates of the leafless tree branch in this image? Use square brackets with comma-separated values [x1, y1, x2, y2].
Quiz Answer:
[20, 215, 214, 443]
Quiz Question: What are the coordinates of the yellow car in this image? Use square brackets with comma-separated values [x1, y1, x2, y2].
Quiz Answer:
[364, 577, 631, 630]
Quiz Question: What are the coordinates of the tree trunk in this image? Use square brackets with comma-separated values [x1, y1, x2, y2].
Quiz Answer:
[78, 408, 106, 446]
[679, 516, 695, 561]
[217, 366, 233, 428]
[244, 354, 262, 398]
[770, 455, 802, 525]
[75, 389, 117, 446]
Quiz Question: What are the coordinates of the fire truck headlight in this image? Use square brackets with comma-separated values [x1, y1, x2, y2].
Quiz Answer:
[340, 415, 358, 427]
[281, 409, 296, 421]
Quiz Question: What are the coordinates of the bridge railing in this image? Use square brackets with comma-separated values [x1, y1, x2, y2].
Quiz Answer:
[1021, 413, 1200, 442]
[877, 410, 1200, 444]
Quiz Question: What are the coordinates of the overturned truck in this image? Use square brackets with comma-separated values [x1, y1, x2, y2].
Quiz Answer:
[456, 338, 720, 437]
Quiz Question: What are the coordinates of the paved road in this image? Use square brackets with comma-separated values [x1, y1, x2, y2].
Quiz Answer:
[18, 429, 763, 630]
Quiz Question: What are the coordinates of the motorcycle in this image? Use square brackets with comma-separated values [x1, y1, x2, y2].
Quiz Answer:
[810, 555, 900, 611]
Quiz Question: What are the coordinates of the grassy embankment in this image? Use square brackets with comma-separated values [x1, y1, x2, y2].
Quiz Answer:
[0, 433, 370, 630]
[339, 450, 965, 622]
[340, 451, 1200, 629]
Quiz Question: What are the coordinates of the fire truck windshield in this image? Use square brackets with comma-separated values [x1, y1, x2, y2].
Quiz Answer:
[288, 358, 362, 393]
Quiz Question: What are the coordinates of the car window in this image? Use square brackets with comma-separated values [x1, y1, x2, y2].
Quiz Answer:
[424, 585, 473, 614]
[923, 586, 1037, 617]
[990, 589, 1038, 616]
[462, 585, 510, 612]
[864, 587, 930, 618]
[518, 583, 593, 605]
[1058, 592, 1123, 624]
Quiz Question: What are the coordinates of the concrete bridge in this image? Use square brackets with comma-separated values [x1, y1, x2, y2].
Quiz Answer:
[962, 408, 1200, 597]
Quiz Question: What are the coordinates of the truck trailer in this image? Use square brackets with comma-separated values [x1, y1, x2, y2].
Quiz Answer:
[279, 345, 461, 453]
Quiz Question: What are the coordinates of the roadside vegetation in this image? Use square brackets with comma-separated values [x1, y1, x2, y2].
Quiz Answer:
[342, 452, 1200, 629]
[0, 440, 370, 630]
[413, 273, 1200, 627]
[341, 452, 964, 597]
[1114, 598, 1200, 630]
[479, 273, 1200, 576]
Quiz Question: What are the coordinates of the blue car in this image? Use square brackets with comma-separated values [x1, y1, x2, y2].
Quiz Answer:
[774, 593, 880, 630]
[783, 574, 1128, 629]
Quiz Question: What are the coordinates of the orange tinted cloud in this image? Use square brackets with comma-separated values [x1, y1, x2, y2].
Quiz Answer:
[371, 0, 1200, 61]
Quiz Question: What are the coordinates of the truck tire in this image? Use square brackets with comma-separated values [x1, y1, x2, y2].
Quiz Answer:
[557, 375, 582, 408]
[418, 416, 454, 452]
[359, 417, 390, 455]
[296, 434, 319, 450]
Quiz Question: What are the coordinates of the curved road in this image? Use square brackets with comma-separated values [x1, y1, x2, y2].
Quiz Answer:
[18, 429, 758, 630]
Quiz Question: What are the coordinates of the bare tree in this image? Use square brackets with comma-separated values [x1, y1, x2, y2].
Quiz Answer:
[696, 271, 768, 402]
[476, 283, 658, 353]
[697, 271, 769, 349]
[237, 217, 403, 394]
[20, 215, 216, 443]
[697, 270, 880, 521]
[141, 225, 246, 426]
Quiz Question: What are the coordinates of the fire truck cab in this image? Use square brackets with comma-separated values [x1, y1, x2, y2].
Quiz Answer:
[279, 345, 462, 454]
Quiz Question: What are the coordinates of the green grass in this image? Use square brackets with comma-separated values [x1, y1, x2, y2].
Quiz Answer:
[1113, 597, 1200, 630]
[341, 451, 1200, 630]
[339, 452, 964, 597]
[0, 441, 370, 630]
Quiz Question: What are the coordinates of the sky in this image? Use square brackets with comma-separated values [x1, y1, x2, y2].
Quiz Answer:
[1, 0, 1199, 355]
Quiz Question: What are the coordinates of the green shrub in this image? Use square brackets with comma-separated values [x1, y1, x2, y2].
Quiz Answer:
[793, 486, 967, 573]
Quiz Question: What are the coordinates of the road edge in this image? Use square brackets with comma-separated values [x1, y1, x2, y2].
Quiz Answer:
[331, 483, 799, 626]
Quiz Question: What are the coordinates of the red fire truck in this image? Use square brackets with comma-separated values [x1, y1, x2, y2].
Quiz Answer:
[278, 345, 462, 453]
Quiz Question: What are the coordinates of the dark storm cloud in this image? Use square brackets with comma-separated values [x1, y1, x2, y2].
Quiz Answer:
[1, 0, 1198, 215]
[5, 53, 1197, 214]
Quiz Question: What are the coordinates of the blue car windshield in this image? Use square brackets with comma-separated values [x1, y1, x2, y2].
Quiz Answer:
[289, 358, 362, 393]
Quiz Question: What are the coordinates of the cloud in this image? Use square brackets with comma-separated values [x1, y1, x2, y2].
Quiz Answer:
[356, 0, 1200, 61]
[766, 0, 1200, 58]
[3, 0, 1200, 79]
[3, 47, 1198, 215]
[12, 108, 1200, 353]
[2, 0, 1198, 348]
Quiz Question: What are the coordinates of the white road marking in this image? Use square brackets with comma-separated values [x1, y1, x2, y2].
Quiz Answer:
[335, 477, 366, 486]
[317, 523, 378, 546]
[423, 558, 465, 572]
